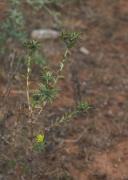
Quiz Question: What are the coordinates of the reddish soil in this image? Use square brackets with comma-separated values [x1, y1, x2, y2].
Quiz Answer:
[0, 0, 128, 180]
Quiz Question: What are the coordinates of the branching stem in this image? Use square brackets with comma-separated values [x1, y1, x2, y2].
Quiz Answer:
[26, 56, 32, 114]
[26, 55, 33, 179]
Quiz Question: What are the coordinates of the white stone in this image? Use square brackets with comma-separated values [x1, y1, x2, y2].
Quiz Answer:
[31, 29, 60, 40]
[80, 47, 90, 55]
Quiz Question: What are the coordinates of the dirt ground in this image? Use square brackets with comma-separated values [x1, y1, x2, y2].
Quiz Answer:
[0, 0, 128, 179]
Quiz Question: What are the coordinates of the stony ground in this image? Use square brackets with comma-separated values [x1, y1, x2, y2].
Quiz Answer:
[0, 0, 128, 179]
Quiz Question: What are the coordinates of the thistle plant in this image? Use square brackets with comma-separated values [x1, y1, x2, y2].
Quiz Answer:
[0, 0, 26, 55]
[1, 5, 26, 43]
[24, 32, 91, 155]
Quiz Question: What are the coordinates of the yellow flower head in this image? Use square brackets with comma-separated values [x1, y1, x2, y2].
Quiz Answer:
[36, 134, 45, 143]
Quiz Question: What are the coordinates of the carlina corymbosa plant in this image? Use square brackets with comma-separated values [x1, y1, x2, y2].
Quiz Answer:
[24, 31, 92, 177]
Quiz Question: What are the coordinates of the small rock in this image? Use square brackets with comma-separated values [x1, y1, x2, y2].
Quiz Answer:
[31, 29, 60, 40]
[80, 47, 90, 55]
[113, 163, 118, 168]
[107, 110, 114, 116]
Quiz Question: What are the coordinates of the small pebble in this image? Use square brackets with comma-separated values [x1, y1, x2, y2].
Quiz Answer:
[80, 47, 90, 55]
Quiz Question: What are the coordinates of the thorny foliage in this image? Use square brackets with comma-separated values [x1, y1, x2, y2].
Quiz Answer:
[24, 32, 92, 151]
